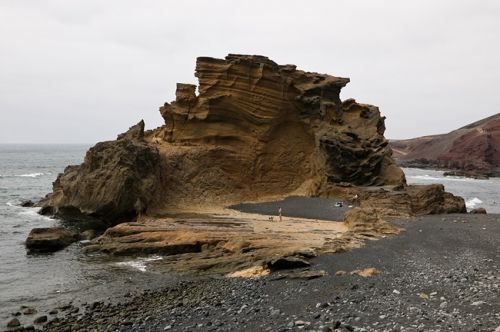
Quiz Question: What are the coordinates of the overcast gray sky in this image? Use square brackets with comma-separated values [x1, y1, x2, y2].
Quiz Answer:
[1, 0, 499, 143]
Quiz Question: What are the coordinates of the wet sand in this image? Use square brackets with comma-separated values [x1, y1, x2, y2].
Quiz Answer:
[21, 213, 499, 332]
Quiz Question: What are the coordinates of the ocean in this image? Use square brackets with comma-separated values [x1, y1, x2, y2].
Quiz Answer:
[0, 145, 499, 323]
[0, 144, 175, 325]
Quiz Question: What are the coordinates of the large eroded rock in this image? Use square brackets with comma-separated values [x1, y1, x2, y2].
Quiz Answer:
[40, 54, 464, 223]
[39, 121, 160, 224]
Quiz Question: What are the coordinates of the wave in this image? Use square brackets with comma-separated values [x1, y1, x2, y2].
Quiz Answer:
[115, 255, 163, 272]
[0, 173, 45, 178]
[17, 208, 54, 221]
[465, 197, 483, 209]
[17, 173, 45, 178]
[407, 174, 478, 183]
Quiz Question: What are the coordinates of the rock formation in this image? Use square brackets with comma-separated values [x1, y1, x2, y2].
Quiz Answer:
[390, 113, 500, 177]
[39, 121, 161, 224]
[25, 227, 78, 253]
[40, 54, 409, 223]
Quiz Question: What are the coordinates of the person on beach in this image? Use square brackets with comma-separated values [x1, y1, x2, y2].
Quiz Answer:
[278, 207, 282, 222]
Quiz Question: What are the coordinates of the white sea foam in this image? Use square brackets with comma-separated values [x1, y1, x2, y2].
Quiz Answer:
[466, 197, 483, 209]
[16, 208, 54, 221]
[17, 173, 44, 178]
[408, 174, 477, 182]
[115, 255, 163, 272]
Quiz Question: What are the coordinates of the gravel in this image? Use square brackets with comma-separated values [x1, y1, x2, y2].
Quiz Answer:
[6, 214, 499, 332]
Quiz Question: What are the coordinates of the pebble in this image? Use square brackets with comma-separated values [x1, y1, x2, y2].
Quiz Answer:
[33, 215, 500, 332]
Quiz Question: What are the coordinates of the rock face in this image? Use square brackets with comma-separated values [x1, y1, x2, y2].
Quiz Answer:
[40, 54, 404, 222]
[39, 121, 161, 224]
[155, 55, 404, 201]
[359, 184, 466, 217]
[390, 113, 500, 177]
[25, 227, 78, 252]
[39, 54, 467, 224]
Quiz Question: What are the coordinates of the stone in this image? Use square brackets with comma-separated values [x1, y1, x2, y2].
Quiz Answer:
[23, 308, 36, 315]
[470, 207, 487, 214]
[20, 200, 35, 207]
[285, 269, 327, 280]
[25, 228, 78, 253]
[7, 318, 20, 328]
[267, 256, 311, 271]
[343, 207, 401, 236]
[79, 229, 97, 241]
[34, 315, 48, 324]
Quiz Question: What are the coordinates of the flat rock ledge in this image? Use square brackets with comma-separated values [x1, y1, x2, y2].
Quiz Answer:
[81, 207, 400, 276]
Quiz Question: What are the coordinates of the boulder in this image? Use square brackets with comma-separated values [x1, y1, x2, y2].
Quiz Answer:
[20, 200, 35, 207]
[470, 207, 487, 214]
[25, 228, 78, 253]
[267, 256, 311, 271]
[359, 184, 466, 217]
[343, 207, 401, 236]
[79, 229, 97, 241]
[33, 316, 47, 324]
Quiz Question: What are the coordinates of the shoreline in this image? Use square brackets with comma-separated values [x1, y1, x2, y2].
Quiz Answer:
[6, 213, 499, 331]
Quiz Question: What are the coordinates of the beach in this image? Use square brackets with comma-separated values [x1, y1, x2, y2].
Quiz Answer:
[32, 213, 499, 332]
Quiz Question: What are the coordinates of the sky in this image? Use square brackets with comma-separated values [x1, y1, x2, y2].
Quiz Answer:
[1, 0, 499, 143]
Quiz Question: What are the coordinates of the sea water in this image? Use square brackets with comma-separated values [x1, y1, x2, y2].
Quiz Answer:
[0, 145, 499, 322]
[0, 145, 173, 323]
[403, 167, 500, 213]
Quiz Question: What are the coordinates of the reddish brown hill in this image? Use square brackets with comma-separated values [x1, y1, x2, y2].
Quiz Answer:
[390, 113, 500, 176]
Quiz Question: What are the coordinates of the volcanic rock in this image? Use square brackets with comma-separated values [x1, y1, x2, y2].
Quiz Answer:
[25, 227, 78, 253]
[39, 54, 406, 222]
[39, 121, 161, 224]
[359, 184, 466, 217]
[7, 318, 20, 328]
[470, 207, 487, 214]
[390, 113, 500, 176]
[267, 256, 311, 271]
[20, 200, 35, 207]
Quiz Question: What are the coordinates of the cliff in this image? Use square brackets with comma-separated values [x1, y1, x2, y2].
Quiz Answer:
[390, 113, 500, 177]
[39, 54, 463, 224]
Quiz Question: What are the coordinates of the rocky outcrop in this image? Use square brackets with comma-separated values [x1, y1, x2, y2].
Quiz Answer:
[343, 207, 401, 236]
[40, 54, 407, 222]
[39, 121, 161, 224]
[358, 184, 466, 217]
[82, 212, 349, 275]
[390, 113, 500, 177]
[25, 227, 78, 253]
[470, 207, 487, 214]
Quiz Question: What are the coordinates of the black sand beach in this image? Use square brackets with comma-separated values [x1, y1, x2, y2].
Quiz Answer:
[12, 213, 498, 332]
[230, 196, 350, 221]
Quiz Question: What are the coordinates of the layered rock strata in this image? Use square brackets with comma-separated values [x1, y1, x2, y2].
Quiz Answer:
[40, 54, 411, 223]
